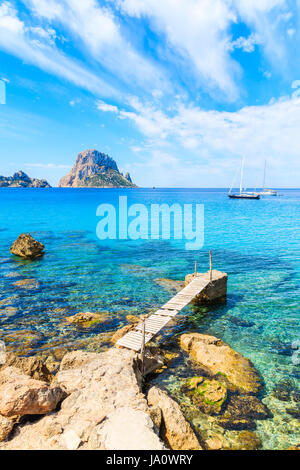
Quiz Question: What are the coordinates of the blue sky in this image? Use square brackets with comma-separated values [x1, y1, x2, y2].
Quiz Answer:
[0, 0, 300, 187]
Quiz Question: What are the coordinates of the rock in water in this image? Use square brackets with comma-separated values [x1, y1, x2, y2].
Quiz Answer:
[58, 149, 137, 188]
[183, 376, 227, 415]
[0, 171, 51, 188]
[0, 367, 66, 417]
[147, 386, 202, 450]
[10, 233, 44, 260]
[180, 333, 262, 394]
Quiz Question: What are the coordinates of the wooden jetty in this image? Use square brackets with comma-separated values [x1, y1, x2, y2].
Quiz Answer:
[117, 267, 227, 352]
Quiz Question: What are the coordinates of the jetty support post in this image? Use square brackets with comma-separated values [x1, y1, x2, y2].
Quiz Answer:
[209, 250, 212, 281]
[140, 320, 146, 377]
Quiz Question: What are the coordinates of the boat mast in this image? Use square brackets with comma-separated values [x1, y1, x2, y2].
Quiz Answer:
[263, 160, 267, 190]
[240, 157, 244, 195]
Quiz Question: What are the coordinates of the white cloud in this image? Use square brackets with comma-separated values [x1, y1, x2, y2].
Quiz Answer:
[96, 100, 119, 113]
[230, 33, 261, 53]
[118, 0, 240, 101]
[25, 163, 72, 169]
[120, 89, 300, 186]
[25, 0, 167, 92]
[0, 2, 117, 98]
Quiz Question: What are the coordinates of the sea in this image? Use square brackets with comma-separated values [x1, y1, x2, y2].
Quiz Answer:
[0, 187, 299, 449]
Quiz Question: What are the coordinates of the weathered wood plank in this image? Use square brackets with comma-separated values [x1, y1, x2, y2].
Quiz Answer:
[116, 276, 211, 351]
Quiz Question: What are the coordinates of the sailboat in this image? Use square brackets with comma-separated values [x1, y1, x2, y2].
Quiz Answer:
[260, 161, 278, 196]
[228, 157, 260, 199]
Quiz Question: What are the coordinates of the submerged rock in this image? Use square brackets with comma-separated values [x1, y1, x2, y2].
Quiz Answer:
[13, 279, 40, 290]
[153, 278, 184, 294]
[180, 333, 262, 394]
[0, 367, 66, 417]
[65, 311, 109, 327]
[229, 430, 262, 450]
[218, 418, 256, 431]
[272, 379, 296, 402]
[147, 386, 202, 450]
[222, 395, 271, 421]
[228, 316, 255, 328]
[286, 407, 300, 419]
[183, 376, 227, 415]
[10, 234, 44, 260]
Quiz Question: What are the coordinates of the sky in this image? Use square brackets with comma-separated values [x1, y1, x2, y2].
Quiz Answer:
[0, 0, 300, 187]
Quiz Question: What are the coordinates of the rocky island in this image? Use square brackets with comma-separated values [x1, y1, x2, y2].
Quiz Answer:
[0, 171, 51, 188]
[58, 149, 136, 188]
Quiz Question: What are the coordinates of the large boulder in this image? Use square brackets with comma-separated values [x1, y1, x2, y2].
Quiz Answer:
[0, 415, 14, 441]
[180, 333, 262, 394]
[10, 234, 44, 260]
[0, 349, 165, 450]
[147, 386, 202, 450]
[0, 352, 53, 382]
[0, 367, 66, 417]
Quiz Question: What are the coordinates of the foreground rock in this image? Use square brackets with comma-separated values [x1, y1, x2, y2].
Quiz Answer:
[0, 415, 14, 442]
[0, 349, 165, 450]
[10, 234, 44, 260]
[0, 367, 66, 417]
[0, 352, 52, 382]
[147, 386, 202, 450]
[180, 333, 262, 394]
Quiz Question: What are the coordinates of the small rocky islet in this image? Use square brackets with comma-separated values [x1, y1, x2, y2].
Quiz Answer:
[0, 239, 299, 449]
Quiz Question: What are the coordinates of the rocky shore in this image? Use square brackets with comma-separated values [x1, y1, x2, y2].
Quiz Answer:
[0, 322, 281, 451]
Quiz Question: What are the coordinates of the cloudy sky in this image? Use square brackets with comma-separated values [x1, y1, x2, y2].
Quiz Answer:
[0, 0, 300, 187]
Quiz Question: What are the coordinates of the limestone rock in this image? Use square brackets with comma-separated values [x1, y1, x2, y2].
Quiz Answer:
[0, 367, 66, 417]
[58, 149, 136, 188]
[65, 311, 109, 327]
[147, 386, 202, 450]
[0, 349, 165, 450]
[222, 395, 271, 421]
[97, 407, 164, 450]
[0, 171, 51, 188]
[180, 333, 262, 394]
[0, 352, 53, 382]
[111, 324, 135, 344]
[183, 376, 227, 415]
[10, 234, 44, 260]
[0, 415, 14, 441]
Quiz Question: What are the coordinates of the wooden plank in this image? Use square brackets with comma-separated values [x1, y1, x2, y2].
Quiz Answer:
[153, 309, 178, 317]
[117, 331, 153, 351]
[136, 315, 171, 335]
[117, 276, 212, 351]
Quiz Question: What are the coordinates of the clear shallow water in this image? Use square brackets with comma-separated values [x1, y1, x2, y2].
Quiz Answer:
[0, 188, 299, 449]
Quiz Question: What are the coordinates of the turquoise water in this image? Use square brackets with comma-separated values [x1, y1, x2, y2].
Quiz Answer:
[0, 188, 299, 449]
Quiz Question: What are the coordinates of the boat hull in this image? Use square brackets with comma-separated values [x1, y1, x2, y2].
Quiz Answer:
[228, 194, 260, 200]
